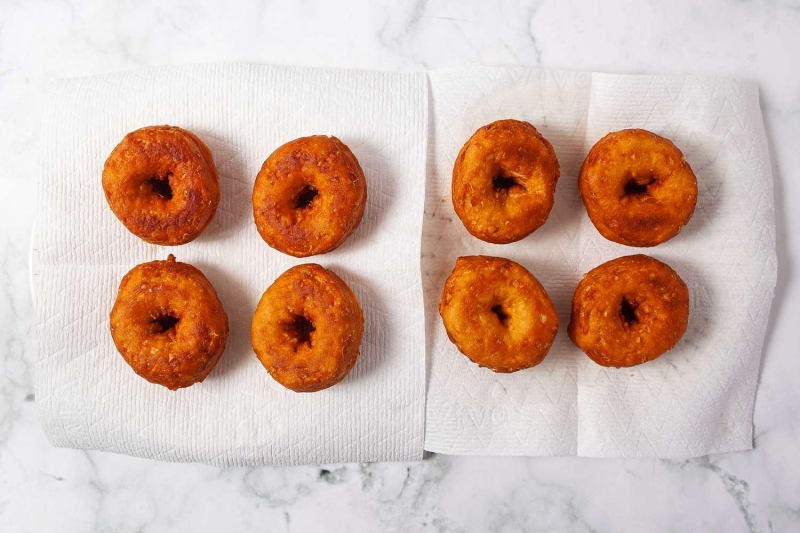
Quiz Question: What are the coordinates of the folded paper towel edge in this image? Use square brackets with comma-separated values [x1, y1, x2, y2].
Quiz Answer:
[740, 79, 780, 455]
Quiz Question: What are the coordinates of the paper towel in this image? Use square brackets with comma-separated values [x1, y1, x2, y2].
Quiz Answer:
[35, 64, 428, 466]
[423, 67, 777, 458]
[36, 64, 777, 463]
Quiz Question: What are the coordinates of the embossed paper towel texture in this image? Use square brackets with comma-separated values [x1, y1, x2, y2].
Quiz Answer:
[423, 67, 776, 458]
[36, 64, 428, 466]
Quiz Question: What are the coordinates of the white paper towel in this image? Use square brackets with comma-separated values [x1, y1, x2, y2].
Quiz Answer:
[423, 67, 777, 458]
[36, 64, 777, 464]
[35, 64, 428, 466]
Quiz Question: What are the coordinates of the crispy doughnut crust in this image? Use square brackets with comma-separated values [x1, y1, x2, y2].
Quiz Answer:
[110, 254, 229, 390]
[251, 264, 364, 392]
[439, 256, 559, 373]
[579, 129, 698, 247]
[102, 125, 220, 246]
[568, 254, 689, 368]
[253, 136, 367, 257]
[452, 120, 560, 244]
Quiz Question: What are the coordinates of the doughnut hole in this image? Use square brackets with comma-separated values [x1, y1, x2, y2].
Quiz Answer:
[287, 180, 321, 227]
[294, 184, 319, 210]
[620, 297, 638, 326]
[285, 314, 316, 350]
[490, 303, 510, 326]
[149, 172, 174, 200]
[622, 172, 657, 201]
[491, 169, 527, 204]
[150, 313, 180, 335]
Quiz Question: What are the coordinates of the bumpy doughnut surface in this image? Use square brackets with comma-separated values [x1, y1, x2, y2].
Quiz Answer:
[110, 254, 229, 390]
[452, 119, 560, 244]
[251, 264, 364, 392]
[568, 254, 689, 368]
[439, 256, 559, 373]
[253, 136, 367, 257]
[579, 129, 698, 247]
[102, 125, 220, 245]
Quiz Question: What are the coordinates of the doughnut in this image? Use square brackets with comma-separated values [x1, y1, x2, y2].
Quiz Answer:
[439, 256, 559, 373]
[579, 129, 698, 247]
[110, 254, 229, 390]
[252, 136, 367, 257]
[568, 254, 689, 368]
[102, 125, 220, 246]
[251, 264, 364, 392]
[452, 119, 560, 244]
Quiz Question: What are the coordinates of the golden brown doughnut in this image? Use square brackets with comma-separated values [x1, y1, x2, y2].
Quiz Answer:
[579, 129, 698, 247]
[110, 254, 229, 390]
[568, 254, 689, 368]
[252, 136, 367, 257]
[102, 125, 220, 246]
[439, 256, 559, 373]
[452, 119, 560, 244]
[251, 264, 364, 392]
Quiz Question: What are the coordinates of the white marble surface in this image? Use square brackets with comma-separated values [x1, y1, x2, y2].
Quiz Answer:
[1, 0, 798, 531]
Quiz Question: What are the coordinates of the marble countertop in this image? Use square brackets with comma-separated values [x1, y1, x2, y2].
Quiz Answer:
[1, 0, 798, 531]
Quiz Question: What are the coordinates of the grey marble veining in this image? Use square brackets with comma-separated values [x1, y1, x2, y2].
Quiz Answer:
[1, 0, 799, 531]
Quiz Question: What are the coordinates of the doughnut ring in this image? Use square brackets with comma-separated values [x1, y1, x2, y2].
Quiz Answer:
[102, 125, 220, 246]
[439, 255, 559, 373]
[579, 129, 698, 247]
[110, 254, 229, 390]
[452, 119, 560, 244]
[568, 254, 690, 368]
[251, 264, 364, 392]
[253, 136, 367, 257]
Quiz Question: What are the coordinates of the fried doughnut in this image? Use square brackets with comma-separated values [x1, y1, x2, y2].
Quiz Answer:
[452, 119, 560, 244]
[568, 254, 689, 368]
[252, 136, 367, 257]
[579, 129, 698, 247]
[439, 256, 559, 373]
[110, 254, 229, 390]
[102, 125, 220, 245]
[251, 264, 364, 392]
